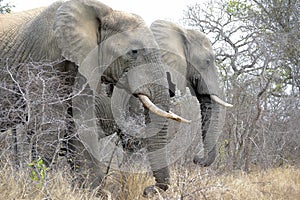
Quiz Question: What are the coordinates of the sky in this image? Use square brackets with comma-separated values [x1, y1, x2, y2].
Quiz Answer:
[4, 0, 199, 25]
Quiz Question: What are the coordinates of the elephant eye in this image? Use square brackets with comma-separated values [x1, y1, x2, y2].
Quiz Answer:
[206, 59, 210, 65]
[101, 21, 109, 31]
[124, 67, 130, 73]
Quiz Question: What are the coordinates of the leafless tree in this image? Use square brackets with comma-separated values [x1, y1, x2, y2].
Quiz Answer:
[0, 61, 79, 169]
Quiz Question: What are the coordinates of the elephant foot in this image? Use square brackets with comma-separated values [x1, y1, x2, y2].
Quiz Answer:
[142, 183, 169, 198]
[193, 155, 215, 167]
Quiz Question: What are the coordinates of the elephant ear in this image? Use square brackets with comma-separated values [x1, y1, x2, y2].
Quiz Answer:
[53, 0, 112, 65]
[150, 20, 189, 94]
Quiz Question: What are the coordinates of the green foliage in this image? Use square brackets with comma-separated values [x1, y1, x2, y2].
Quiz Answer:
[226, 0, 253, 17]
[0, 0, 14, 14]
[28, 157, 49, 183]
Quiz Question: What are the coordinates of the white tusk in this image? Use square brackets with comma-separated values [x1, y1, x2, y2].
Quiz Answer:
[211, 95, 233, 108]
[138, 94, 191, 123]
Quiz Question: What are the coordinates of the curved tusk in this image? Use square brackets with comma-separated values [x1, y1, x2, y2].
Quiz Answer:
[138, 94, 191, 123]
[211, 95, 233, 108]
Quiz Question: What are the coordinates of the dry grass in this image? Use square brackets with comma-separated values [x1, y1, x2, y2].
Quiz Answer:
[0, 165, 102, 199]
[0, 163, 299, 200]
[163, 165, 300, 200]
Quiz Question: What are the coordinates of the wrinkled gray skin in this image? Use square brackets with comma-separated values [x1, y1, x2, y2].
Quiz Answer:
[151, 20, 229, 167]
[0, 0, 172, 196]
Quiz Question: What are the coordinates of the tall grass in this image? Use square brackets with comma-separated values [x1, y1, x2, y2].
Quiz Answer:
[0, 163, 299, 199]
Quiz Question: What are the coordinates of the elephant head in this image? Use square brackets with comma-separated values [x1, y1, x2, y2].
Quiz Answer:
[1, 0, 189, 196]
[53, 0, 189, 122]
[151, 20, 232, 167]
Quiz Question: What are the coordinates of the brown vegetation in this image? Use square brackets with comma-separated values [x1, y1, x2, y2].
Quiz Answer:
[0, 163, 299, 199]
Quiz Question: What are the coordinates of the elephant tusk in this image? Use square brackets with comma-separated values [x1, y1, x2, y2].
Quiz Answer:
[138, 94, 191, 123]
[210, 95, 233, 108]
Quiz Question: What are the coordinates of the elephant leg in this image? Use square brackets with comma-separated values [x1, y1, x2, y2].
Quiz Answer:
[30, 103, 68, 167]
[66, 136, 104, 189]
[30, 129, 60, 167]
[143, 166, 170, 197]
[65, 96, 105, 189]
[143, 124, 170, 197]
[152, 166, 170, 190]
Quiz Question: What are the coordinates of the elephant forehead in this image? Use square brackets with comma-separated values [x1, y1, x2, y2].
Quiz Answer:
[187, 29, 213, 49]
[99, 29, 159, 62]
[127, 64, 168, 89]
[188, 41, 215, 68]
[131, 63, 166, 79]
[102, 11, 145, 32]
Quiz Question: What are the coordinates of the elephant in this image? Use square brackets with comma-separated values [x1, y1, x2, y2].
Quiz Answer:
[0, 0, 189, 196]
[91, 19, 233, 195]
[150, 20, 233, 167]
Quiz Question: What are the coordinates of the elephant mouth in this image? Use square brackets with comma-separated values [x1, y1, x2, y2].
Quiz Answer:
[191, 75, 232, 108]
[137, 94, 191, 123]
[210, 94, 233, 108]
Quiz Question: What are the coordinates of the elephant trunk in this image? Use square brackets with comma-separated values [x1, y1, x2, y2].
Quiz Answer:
[191, 74, 228, 166]
[193, 94, 225, 166]
[126, 51, 174, 193]
[134, 82, 172, 194]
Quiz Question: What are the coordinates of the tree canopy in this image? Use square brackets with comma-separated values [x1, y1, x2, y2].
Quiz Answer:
[0, 0, 14, 14]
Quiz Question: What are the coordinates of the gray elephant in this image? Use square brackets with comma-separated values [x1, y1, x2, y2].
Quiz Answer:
[0, 0, 189, 196]
[150, 20, 233, 167]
